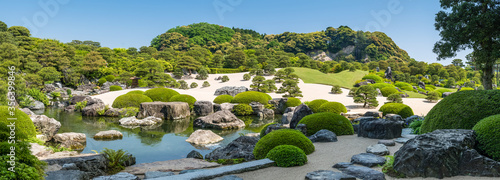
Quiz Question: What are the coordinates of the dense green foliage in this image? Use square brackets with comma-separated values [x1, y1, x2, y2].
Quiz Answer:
[353, 85, 379, 107]
[143, 88, 180, 102]
[243, 73, 251, 81]
[298, 112, 354, 136]
[425, 91, 440, 102]
[253, 129, 314, 159]
[101, 148, 133, 174]
[259, 123, 276, 138]
[472, 115, 500, 161]
[380, 87, 399, 97]
[381, 155, 406, 178]
[202, 81, 210, 87]
[285, 97, 301, 108]
[105, 75, 116, 82]
[409, 120, 424, 134]
[371, 83, 395, 90]
[421, 90, 500, 133]
[126, 90, 144, 95]
[330, 85, 342, 94]
[387, 93, 403, 103]
[232, 91, 271, 105]
[221, 75, 229, 82]
[0, 106, 36, 139]
[394, 82, 413, 91]
[317, 102, 347, 114]
[213, 95, 233, 104]
[232, 104, 254, 116]
[265, 145, 308, 167]
[308, 99, 329, 113]
[169, 94, 196, 109]
[379, 103, 414, 119]
[0, 140, 46, 179]
[190, 82, 198, 88]
[362, 74, 383, 83]
[277, 79, 302, 97]
[27, 88, 49, 106]
[112, 94, 153, 108]
[109, 85, 122, 91]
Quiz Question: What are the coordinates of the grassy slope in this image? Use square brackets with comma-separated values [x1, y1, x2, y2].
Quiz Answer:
[292, 67, 368, 88]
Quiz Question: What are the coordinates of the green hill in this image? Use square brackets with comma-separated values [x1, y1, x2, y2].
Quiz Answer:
[292, 67, 368, 88]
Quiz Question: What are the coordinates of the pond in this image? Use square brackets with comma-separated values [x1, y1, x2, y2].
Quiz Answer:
[39, 108, 279, 164]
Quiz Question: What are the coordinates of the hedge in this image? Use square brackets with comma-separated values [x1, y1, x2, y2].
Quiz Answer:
[232, 91, 271, 105]
[308, 99, 329, 113]
[285, 97, 301, 108]
[253, 129, 314, 159]
[144, 88, 180, 102]
[472, 115, 500, 161]
[317, 102, 347, 114]
[379, 103, 414, 119]
[169, 94, 197, 109]
[298, 112, 354, 136]
[112, 94, 153, 108]
[265, 145, 308, 167]
[213, 95, 234, 104]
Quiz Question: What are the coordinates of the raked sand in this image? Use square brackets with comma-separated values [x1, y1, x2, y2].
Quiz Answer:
[94, 72, 436, 116]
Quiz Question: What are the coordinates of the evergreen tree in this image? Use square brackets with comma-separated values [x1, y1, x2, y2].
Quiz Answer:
[353, 85, 378, 107]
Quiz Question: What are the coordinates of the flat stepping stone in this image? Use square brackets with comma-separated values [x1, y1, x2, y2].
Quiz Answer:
[213, 175, 243, 180]
[366, 144, 390, 156]
[378, 140, 395, 146]
[395, 137, 410, 144]
[305, 170, 356, 180]
[144, 171, 174, 179]
[350, 153, 386, 167]
[333, 163, 385, 180]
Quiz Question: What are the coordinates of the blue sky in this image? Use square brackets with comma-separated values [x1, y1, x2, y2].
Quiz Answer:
[0, 0, 471, 64]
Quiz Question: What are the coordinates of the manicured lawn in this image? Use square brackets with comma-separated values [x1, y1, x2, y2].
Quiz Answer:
[292, 67, 368, 89]
[403, 90, 427, 98]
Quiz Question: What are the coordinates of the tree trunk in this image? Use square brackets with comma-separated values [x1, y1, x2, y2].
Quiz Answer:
[482, 61, 494, 90]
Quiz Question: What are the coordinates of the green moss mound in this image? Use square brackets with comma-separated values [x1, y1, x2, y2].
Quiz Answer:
[362, 74, 383, 83]
[380, 87, 399, 97]
[371, 83, 395, 90]
[317, 102, 347, 114]
[285, 97, 301, 108]
[473, 115, 500, 161]
[298, 112, 354, 136]
[126, 90, 144, 95]
[308, 99, 329, 113]
[112, 94, 153, 108]
[436, 88, 452, 94]
[232, 91, 271, 105]
[213, 95, 234, 104]
[109, 85, 122, 91]
[420, 90, 500, 133]
[105, 75, 116, 82]
[395, 82, 413, 91]
[144, 88, 180, 102]
[0, 106, 36, 139]
[260, 123, 276, 138]
[169, 94, 197, 109]
[265, 145, 308, 167]
[460, 87, 475, 91]
[253, 129, 314, 159]
[233, 104, 253, 116]
[379, 103, 414, 119]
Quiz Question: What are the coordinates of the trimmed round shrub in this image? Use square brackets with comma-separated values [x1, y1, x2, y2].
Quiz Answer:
[202, 81, 210, 87]
[298, 112, 354, 136]
[233, 104, 253, 116]
[308, 99, 328, 113]
[98, 77, 107, 85]
[420, 90, 500, 133]
[253, 129, 314, 159]
[0, 106, 36, 139]
[395, 82, 413, 91]
[190, 82, 198, 88]
[285, 97, 301, 108]
[232, 91, 271, 105]
[362, 74, 383, 83]
[243, 73, 251, 81]
[112, 94, 153, 108]
[260, 123, 276, 138]
[265, 145, 308, 167]
[126, 90, 144, 95]
[317, 102, 347, 114]
[370, 83, 395, 90]
[222, 75, 229, 82]
[144, 88, 180, 102]
[105, 75, 116, 82]
[473, 115, 500, 161]
[331, 85, 342, 94]
[380, 87, 399, 97]
[109, 85, 122, 91]
[169, 94, 197, 109]
[379, 103, 414, 119]
[213, 95, 234, 104]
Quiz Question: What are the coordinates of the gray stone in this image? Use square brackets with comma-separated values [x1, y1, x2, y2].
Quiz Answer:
[187, 150, 203, 159]
[193, 110, 245, 130]
[64, 105, 76, 112]
[179, 169, 205, 174]
[93, 130, 123, 140]
[213, 175, 243, 180]
[385, 114, 403, 122]
[45, 170, 89, 180]
[354, 81, 370, 87]
[122, 158, 217, 175]
[350, 153, 386, 167]
[258, 108, 274, 120]
[262, 123, 287, 137]
[394, 137, 410, 144]
[94, 172, 139, 180]
[295, 124, 307, 135]
[137, 102, 191, 120]
[404, 115, 423, 127]
[289, 104, 313, 129]
[43, 84, 57, 93]
[53, 132, 86, 150]
[193, 101, 213, 116]
[268, 98, 288, 114]
[205, 136, 259, 161]
[30, 143, 52, 158]
[332, 162, 353, 169]
[70, 95, 89, 105]
[213, 103, 236, 112]
[308, 129, 338, 142]
[29, 100, 45, 110]
[61, 163, 79, 170]
[81, 97, 105, 116]
[30, 115, 61, 141]
[357, 118, 402, 139]
[102, 81, 125, 91]
[42, 154, 112, 179]
[21, 108, 35, 116]
[366, 144, 389, 156]
[305, 170, 356, 180]
[281, 112, 293, 124]
[418, 81, 425, 90]
[249, 102, 264, 115]
[76, 84, 96, 92]
[378, 140, 395, 146]
[186, 129, 223, 145]
[144, 171, 174, 179]
[103, 108, 123, 117]
[334, 163, 386, 180]
[119, 116, 162, 126]
[214, 86, 248, 96]
[284, 107, 296, 113]
[442, 92, 453, 98]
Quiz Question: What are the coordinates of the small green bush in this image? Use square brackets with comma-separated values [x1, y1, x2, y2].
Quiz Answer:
[75, 101, 87, 111]
[331, 85, 342, 94]
[426, 91, 440, 102]
[98, 77, 107, 85]
[371, 83, 395, 90]
[260, 123, 276, 138]
[190, 82, 198, 88]
[317, 102, 347, 114]
[101, 148, 133, 174]
[362, 74, 383, 83]
[144, 88, 180, 102]
[460, 87, 475, 91]
[308, 99, 328, 113]
[179, 80, 189, 89]
[253, 129, 314, 159]
[379, 103, 414, 119]
[265, 145, 308, 167]
[395, 82, 413, 91]
[380, 87, 399, 97]
[105, 75, 116, 82]
[387, 93, 403, 103]
[298, 112, 354, 136]
[232, 91, 271, 105]
[285, 97, 301, 108]
[222, 75, 229, 82]
[112, 94, 153, 108]
[119, 107, 139, 117]
[27, 88, 50, 106]
[213, 95, 234, 104]
[381, 155, 406, 178]
[169, 94, 197, 109]
[0, 106, 37, 139]
[233, 104, 254, 116]
[409, 120, 423, 134]
[109, 85, 122, 91]
[473, 115, 500, 161]
[126, 90, 144, 95]
[243, 73, 251, 81]
[66, 89, 72, 95]
[0, 141, 47, 179]
[202, 81, 210, 87]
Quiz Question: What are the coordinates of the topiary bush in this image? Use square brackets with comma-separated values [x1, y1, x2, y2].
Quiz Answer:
[222, 75, 229, 82]
[232, 91, 271, 105]
[98, 77, 107, 85]
[232, 104, 254, 116]
[112, 94, 153, 108]
[298, 112, 354, 136]
[202, 81, 210, 87]
[126, 90, 144, 95]
[472, 115, 500, 161]
[105, 75, 116, 82]
[380, 87, 399, 97]
[144, 88, 180, 102]
[243, 73, 251, 81]
[317, 102, 347, 114]
[260, 123, 276, 138]
[169, 94, 197, 109]
[379, 103, 414, 119]
[109, 85, 122, 91]
[213, 95, 234, 104]
[285, 97, 301, 108]
[190, 82, 198, 88]
[395, 82, 413, 91]
[420, 90, 500, 133]
[331, 85, 342, 94]
[253, 129, 314, 159]
[265, 145, 308, 167]
[387, 93, 403, 103]
[362, 74, 383, 83]
[0, 106, 37, 139]
[308, 99, 328, 113]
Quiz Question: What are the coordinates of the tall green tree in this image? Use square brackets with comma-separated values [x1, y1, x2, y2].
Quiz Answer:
[277, 79, 302, 97]
[177, 55, 201, 74]
[82, 51, 106, 79]
[433, 0, 500, 89]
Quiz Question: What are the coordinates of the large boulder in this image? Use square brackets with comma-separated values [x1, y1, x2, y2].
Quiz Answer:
[29, 100, 45, 110]
[103, 108, 123, 117]
[193, 110, 245, 130]
[394, 129, 500, 178]
[351, 153, 386, 167]
[214, 86, 248, 96]
[81, 97, 105, 116]
[261, 124, 287, 137]
[268, 98, 288, 114]
[257, 108, 274, 120]
[186, 150, 203, 159]
[308, 129, 338, 143]
[193, 101, 213, 116]
[289, 104, 313, 129]
[53, 132, 86, 150]
[205, 136, 259, 161]
[70, 96, 89, 105]
[137, 102, 190, 120]
[185, 129, 223, 145]
[30, 115, 61, 141]
[93, 130, 123, 140]
[119, 116, 161, 126]
[357, 117, 402, 139]
[385, 114, 403, 122]
[213, 103, 236, 112]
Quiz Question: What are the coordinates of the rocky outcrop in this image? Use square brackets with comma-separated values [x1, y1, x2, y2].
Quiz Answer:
[366, 144, 389, 156]
[308, 129, 338, 142]
[385, 114, 403, 122]
[76, 84, 96, 92]
[93, 130, 123, 140]
[193, 110, 245, 130]
[205, 136, 259, 161]
[187, 150, 203, 159]
[137, 102, 190, 120]
[289, 104, 313, 129]
[29, 100, 45, 110]
[357, 117, 402, 139]
[101, 81, 125, 91]
[257, 108, 274, 120]
[42, 154, 110, 179]
[70, 96, 89, 105]
[119, 116, 162, 126]
[351, 153, 386, 167]
[30, 115, 61, 141]
[394, 129, 500, 178]
[103, 108, 122, 117]
[214, 86, 248, 96]
[333, 162, 385, 180]
[193, 101, 213, 116]
[268, 98, 288, 114]
[53, 132, 87, 150]
[363, 111, 383, 118]
[81, 97, 105, 116]
[305, 170, 356, 180]
[213, 103, 236, 112]
[186, 129, 223, 145]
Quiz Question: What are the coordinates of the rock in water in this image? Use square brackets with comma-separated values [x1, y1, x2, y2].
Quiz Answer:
[70, 96, 88, 105]
[137, 102, 190, 120]
[119, 116, 162, 126]
[214, 86, 248, 96]
[29, 100, 45, 110]
[53, 132, 87, 150]
[350, 153, 386, 167]
[305, 170, 356, 180]
[81, 97, 105, 116]
[366, 144, 389, 156]
[186, 150, 203, 159]
[205, 136, 259, 161]
[185, 129, 223, 145]
[193, 101, 213, 116]
[268, 98, 288, 114]
[93, 130, 123, 140]
[213, 103, 236, 112]
[289, 104, 313, 129]
[30, 115, 61, 141]
[308, 129, 338, 142]
[193, 110, 245, 130]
